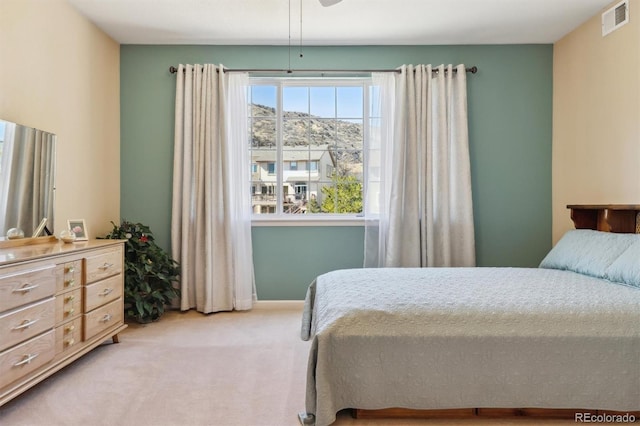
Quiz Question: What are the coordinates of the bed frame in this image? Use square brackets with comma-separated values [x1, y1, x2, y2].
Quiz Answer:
[352, 204, 640, 422]
[568, 204, 640, 233]
[354, 407, 637, 420]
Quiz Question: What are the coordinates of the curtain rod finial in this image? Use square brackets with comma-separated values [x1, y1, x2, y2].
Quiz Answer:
[169, 66, 178, 74]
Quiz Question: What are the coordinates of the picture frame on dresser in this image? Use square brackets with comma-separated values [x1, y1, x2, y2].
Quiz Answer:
[67, 219, 88, 241]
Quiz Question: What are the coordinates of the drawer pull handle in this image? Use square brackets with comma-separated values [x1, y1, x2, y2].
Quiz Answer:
[66, 265, 75, 273]
[99, 262, 114, 270]
[99, 288, 114, 297]
[13, 353, 39, 367]
[65, 295, 75, 302]
[65, 324, 75, 333]
[12, 319, 39, 330]
[101, 314, 113, 323]
[66, 308, 75, 316]
[65, 279, 75, 287]
[12, 284, 39, 293]
[65, 338, 75, 347]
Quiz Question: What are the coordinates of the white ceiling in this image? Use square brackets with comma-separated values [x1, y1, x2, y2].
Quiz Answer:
[66, 0, 614, 45]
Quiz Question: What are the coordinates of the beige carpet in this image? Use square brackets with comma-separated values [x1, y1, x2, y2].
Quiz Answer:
[0, 307, 581, 426]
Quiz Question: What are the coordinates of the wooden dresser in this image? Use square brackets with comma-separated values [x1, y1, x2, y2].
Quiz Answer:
[0, 239, 127, 406]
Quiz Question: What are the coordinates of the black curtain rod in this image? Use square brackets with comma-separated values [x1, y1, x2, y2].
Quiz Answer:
[168, 65, 478, 75]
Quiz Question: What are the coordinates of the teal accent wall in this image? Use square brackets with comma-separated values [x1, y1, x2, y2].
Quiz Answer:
[252, 226, 364, 300]
[120, 45, 553, 300]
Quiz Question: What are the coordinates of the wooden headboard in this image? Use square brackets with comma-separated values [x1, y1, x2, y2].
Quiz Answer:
[568, 204, 640, 234]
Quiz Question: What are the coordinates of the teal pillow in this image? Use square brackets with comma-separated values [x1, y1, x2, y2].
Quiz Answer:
[605, 239, 640, 288]
[539, 230, 637, 279]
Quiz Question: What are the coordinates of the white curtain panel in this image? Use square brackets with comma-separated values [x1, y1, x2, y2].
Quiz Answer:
[171, 64, 256, 313]
[365, 64, 475, 268]
[363, 73, 395, 267]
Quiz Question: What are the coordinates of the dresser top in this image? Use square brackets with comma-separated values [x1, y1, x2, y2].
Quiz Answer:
[0, 239, 125, 267]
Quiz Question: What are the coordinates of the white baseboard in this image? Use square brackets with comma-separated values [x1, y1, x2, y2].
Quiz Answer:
[253, 300, 304, 310]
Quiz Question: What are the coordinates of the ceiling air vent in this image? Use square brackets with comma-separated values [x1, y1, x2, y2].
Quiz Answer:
[602, 0, 629, 36]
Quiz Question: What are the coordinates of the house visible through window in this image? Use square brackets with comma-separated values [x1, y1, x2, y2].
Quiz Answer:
[249, 79, 369, 216]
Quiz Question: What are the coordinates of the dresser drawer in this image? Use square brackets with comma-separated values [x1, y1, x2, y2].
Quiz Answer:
[55, 288, 82, 324]
[55, 317, 83, 355]
[84, 275, 123, 312]
[0, 298, 55, 352]
[0, 330, 55, 389]
[55, 260, 82, 294]
[84, 247, 123, 284]
[0, 240, 126, 408]
[84, 298, 123, 341]
[0, 264, 56, 312]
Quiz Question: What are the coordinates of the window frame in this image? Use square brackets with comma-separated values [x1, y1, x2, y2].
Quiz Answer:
[249, 77, 371, 225]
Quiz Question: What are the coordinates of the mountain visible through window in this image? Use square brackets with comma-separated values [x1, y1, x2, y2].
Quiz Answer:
[249, 79, 370, 217]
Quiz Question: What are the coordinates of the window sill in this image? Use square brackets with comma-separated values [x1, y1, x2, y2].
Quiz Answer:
[251, 215, 367, 227]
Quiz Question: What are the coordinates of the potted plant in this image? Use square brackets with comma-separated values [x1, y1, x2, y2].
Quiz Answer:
[103, 221, 180, 323]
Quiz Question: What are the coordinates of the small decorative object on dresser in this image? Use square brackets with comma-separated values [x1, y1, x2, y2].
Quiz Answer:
[67, 219, 88, 241]
[59, 229, 77, 244]
[0, 239, 127, 407]
[102, 221, 180, 323]
[5, 228, 24, 240]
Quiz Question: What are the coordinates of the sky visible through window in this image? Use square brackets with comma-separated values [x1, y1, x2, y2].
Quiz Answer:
[251, 85, 363, 119]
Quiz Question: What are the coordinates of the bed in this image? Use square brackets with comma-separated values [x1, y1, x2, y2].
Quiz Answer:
[299, 205, 640, 426]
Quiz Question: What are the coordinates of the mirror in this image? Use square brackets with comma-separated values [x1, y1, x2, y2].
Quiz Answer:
[0, 119, 56, 239]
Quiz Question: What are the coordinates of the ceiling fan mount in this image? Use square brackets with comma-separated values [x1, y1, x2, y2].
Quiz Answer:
[319, 0, 343, 6]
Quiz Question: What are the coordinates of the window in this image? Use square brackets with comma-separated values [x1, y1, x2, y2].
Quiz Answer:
[249, 79, 368, 216]
[251, 163, 258, 173]
[325, 164, 333, 178]
[294, 182, 308, 200]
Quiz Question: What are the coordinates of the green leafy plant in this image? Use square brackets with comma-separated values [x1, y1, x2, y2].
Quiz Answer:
[319, 174, 363, 213]
[102, 221, 180, 323]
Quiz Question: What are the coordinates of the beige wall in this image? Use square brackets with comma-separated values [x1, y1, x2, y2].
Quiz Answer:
[0, 0, 120, 238]
[553, 0, 640, 242]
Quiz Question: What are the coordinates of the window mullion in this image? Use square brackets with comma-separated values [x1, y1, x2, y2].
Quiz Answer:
[333, 86, 338, 214]
[362, 80, 369, 218]
[276, 82, 284, 215]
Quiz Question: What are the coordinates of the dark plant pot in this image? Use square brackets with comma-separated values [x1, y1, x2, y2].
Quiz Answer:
[124, 302, 163, 324]
[134, 315, 159, 324]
